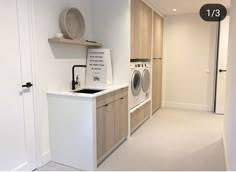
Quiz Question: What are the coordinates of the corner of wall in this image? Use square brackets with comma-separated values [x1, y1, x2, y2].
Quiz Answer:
[37, 151, 51, 168]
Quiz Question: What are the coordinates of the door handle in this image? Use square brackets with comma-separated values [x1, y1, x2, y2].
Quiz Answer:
[219, 69, 227, 73]
[22, 82, 33, 88]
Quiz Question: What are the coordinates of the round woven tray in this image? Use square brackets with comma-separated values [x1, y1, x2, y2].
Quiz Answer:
[59, 8, 85, 40]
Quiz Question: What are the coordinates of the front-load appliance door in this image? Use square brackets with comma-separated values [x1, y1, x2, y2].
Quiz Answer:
[142, 69, 151, 92]
[131, 70, 142, 96]
[130, 70, 142, 109]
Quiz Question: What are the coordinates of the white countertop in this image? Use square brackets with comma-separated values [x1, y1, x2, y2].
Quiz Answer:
[47, 84, 128, 99]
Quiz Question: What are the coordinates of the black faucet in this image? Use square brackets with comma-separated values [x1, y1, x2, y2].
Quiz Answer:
[72, 65, 87, 90]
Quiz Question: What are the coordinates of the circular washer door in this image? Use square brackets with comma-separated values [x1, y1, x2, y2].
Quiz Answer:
[142, 69, 150, 92]
[131, 70, 142, 96]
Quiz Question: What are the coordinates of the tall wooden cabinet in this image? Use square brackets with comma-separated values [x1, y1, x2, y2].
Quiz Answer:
[131, 0, 152, 59]
[131, 1, 163, 113]
[152, 12, 163, 113]
[152, 58, 162, 112]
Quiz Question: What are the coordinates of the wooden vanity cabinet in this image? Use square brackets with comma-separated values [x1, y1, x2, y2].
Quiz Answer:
[96, 102, 115, 160]
[114, 96, 128, 144]
[96, 88, 128, 161]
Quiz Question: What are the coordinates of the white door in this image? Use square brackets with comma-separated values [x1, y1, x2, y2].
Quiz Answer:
[215, 16, 230, 114]
[0, 0, 37, 170]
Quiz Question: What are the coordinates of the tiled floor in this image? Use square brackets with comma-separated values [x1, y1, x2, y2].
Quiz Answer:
[38, 108, 225, 171]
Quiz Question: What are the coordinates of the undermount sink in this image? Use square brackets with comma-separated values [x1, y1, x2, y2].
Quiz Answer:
[73, 89, 104, 94]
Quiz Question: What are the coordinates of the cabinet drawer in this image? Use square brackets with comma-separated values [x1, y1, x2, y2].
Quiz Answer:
[130, 101, 150, 132]
[96, 92, 115, 108]
[114, 87, 128, 100]
[130, 105, 145, 131]
[144, 101, 151, 118]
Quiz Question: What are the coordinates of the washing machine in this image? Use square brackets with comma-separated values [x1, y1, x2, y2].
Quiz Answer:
[130, 61, 151, 109]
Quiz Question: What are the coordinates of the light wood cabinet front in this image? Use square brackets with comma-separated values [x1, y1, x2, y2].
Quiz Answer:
[141, 2, 152, 58]
[131, 0, 152, 59]
[114, 96, 128, 144]
[96, 88, 128, 162]
[153, 12, 163, 59]
[131, 0, 142, 59]
[144, 101, 151, 118]
[152, 58, 162, 113]
[130, 101, 151, 132]
[96, 102, 115, 160]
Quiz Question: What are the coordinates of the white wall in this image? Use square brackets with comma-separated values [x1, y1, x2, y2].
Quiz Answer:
[162, 14, 218, 111]
[31, 0, 94, 166]
[90, 0, 130, 85]
[31, 0, 130, 167]
[224, 0, 236, 170]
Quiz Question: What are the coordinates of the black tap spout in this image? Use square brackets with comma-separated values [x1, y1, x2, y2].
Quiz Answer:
[72, 65, 86, 90]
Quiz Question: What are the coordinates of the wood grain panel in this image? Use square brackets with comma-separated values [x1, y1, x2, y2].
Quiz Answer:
[144, 101, 151, 118]
[96, 102, 115, 160]
[152, 58, 162, 113]
[131, 0, 143, 59]
[142, 2, 152, 59]
[131, 0, 152, 59]
[153, 12, 163, 59]
[114, 96, 128, 144]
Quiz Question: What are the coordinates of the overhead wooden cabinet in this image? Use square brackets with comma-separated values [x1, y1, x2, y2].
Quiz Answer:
[141, 2, 152, 58]
[131, 0, 142, 59]
[131, 0, 152, 59]
[153, 12, 163, 59]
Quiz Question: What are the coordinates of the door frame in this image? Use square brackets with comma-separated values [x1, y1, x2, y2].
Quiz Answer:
[213, 21, 221, 113]
[17, 0, 42, 169]
[213, 16, 230, 114]
[25, 0, 42, 168]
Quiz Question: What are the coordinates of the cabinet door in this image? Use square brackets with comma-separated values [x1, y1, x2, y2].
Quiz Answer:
[152, 58, 162, 113]
[130, 105, 145, 132]
[114, 96, 128, 144]
[141, 2, 152, 59]
[144, 101, 151, 118]
[131, 0, 143, 59]
[96, 102, 115, 160]
[131, 0, 152, 59]
[153, 12, 163, 59]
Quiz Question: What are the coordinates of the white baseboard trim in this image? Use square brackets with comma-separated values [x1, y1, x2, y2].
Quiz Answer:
[12, 162, 28, 171]
[223, 133, 229, 170]
[40, 151, 51, 167]
[162, 102, 211, 111]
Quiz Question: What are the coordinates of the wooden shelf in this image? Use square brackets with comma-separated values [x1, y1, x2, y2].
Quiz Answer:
[48, 37, 102, 47]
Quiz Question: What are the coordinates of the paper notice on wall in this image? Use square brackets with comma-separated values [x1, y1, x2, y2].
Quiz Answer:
[86, 49, 113, 86]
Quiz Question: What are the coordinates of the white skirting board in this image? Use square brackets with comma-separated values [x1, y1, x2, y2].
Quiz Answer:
[40, 151, 51, 166]
[36, 151, 51, 169]
[162, 102, 212, 111]
[223, 133, 229, 170]
[10, 151, 50, 171]
[11, 162, 28, 171]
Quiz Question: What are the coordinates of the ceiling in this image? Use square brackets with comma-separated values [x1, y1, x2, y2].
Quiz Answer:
[145, 0, 231, 16]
